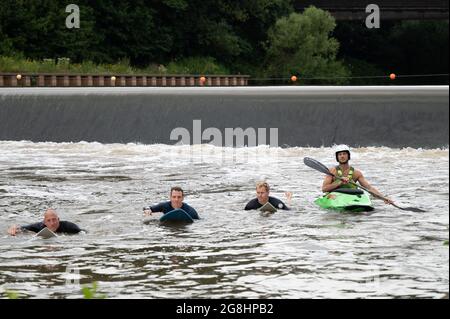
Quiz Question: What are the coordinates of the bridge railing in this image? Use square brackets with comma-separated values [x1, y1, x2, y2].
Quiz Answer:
[294, 0, 449, 20]
[295, 0, 449, 10]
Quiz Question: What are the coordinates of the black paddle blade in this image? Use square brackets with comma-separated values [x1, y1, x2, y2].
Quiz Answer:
[303, 157, 333, 176]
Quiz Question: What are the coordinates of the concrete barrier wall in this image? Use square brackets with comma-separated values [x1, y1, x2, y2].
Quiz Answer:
[0, 86, 448, 148]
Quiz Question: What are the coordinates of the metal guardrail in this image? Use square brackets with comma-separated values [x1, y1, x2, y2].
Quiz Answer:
[0, 73, 250, 87]
[295, 0, 449, 10]
[294, 0, 449, 20]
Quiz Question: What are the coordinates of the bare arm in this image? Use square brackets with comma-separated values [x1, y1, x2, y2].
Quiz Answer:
[143, 204, 165, 216]
[322, 168, 347, 192]
[356, 171, 394, 204]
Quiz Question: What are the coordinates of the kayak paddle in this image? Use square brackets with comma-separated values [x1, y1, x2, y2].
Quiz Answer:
[303, 157, 425, 213]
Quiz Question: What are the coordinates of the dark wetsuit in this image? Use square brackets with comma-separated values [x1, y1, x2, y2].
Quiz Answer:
[245, 197, 289, 211]
[20, 221, 83, 234]
[147, 202, 200, 219]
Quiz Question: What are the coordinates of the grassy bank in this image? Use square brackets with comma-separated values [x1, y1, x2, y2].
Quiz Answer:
[0, 56, 231, 75]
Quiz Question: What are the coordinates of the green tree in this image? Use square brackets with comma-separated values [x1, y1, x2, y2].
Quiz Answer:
[158, 0, 294, 71]
[87, 0, 173, 65]
[334, 20, 449, 85]
[0, 0, 294, 72]
[387, 21, 449, 84]
[265, 6, 349, 84]
[0, 0, 99, 61]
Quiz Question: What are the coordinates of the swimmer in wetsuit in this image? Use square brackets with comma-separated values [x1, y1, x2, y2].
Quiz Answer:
[245, 182, 291, 210]
[143, 186, 200, 219]
[8, 208, 83, 236]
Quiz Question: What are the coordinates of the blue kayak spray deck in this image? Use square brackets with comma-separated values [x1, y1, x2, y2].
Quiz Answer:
[160, 209, 194, 223]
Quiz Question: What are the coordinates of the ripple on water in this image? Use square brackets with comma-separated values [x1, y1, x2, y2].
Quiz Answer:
[0, 142, 448, 298]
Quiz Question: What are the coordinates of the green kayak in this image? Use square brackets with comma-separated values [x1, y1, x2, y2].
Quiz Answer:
[315, 188, 374, 212]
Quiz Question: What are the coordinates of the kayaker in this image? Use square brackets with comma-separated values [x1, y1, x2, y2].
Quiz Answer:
[322, 145, 394, 204]
[8, 208, 83, 236]
[245, 182, 291, 210]
[143, 186, 200, 219]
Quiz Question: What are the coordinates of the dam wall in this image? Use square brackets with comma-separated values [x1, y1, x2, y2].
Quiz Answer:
[0, 86, 448, 148]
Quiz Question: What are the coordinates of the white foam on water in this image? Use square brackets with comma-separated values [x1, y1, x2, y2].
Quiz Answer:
[0, 141, 448, 298]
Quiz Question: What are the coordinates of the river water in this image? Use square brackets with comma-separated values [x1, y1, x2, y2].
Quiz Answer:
[0, 141, 448, 299]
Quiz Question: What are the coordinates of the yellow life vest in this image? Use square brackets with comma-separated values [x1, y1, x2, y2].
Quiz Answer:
[335, 166, 357, 189]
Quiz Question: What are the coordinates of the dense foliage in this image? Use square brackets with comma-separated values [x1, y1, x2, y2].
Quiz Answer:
[0, 1, 447, 84]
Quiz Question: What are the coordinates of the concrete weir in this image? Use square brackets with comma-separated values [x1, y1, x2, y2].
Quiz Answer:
[0, 86, 448, 148]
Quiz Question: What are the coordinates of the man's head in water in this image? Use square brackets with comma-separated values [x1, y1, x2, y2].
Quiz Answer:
[43, 209, 60, 232]
[256, 182, 270, 205]
[170, 187, 184, 209]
